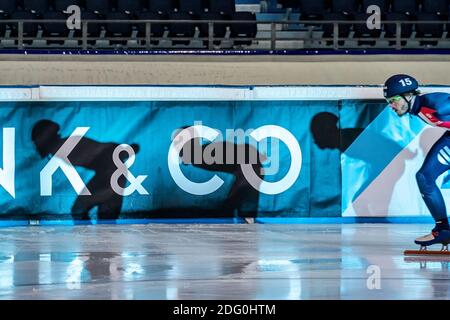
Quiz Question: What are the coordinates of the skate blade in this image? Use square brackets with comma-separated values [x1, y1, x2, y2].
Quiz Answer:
[404, 250, 450, 256]
[404, 256, 450, 263]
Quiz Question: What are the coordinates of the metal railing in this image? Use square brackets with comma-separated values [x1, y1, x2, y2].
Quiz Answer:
[0, 19, 448, 50]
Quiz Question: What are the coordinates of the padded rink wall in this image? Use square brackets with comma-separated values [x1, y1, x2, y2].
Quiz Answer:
[1, 85, 450, 219]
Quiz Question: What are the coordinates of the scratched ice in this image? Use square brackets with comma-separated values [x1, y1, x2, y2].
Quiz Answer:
[0, 223, 447, 299]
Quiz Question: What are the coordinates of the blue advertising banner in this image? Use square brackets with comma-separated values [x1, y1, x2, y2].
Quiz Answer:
[0, 98, 341, 219]
[9, 84, 448, 220]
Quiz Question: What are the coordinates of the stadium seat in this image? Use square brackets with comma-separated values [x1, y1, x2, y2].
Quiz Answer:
[422, 0, 449, 15]
[210, 0, 235, 15]
[42, 11, 70, 37]
[299, 0, 327, 15]
[168, 11, 197, 45]
[23, 0, 50, 14]
[198, 11, 229, 45]
[10, 11, 41, 38]
[117, 0, 142, 14]
[41, 11, 75, 46]
[0, 15, 6, 36]
[384, 12, 413, 44]
[105, 12, 133, 36]
[229, 11, 257, 46]
[415, 12, 444, 45]
[53, 0, 81, 12]
[81, 11, 105, 38]
[361, 0, 389, 12]
[179, 0, 207, 15]
[322, 12, 351, 44]
[135, 11, 167, 45]
[0, 0, 17, 15]
[278, 0, 300, 9]
[332, 0, 359, 14]
[299, 0, 327, 22]
[148, 0, 177, 14]
[352, 12, 382, 45]
[391, 0, 417, 15]
[86, 0, 112, 15]
[54, 0, 83, 12]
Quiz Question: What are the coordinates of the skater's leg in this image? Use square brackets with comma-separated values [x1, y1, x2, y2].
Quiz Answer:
[416, 133, 450, 230]
[415, 133, 450, 246]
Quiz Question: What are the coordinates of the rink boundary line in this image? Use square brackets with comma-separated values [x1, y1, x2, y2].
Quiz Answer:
[256, 217, 435, 224]
[0, 216, 436, 227]
[0, 218, 243, 227]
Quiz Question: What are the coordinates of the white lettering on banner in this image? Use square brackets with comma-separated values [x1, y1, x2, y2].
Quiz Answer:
[167, 125, 225, 196]
[40, 127, 91, 196]
[241, 125, 302, 195]
[0, 128, 15, 198]
[168, 124, 302, 195]
[0, 124, 301, 198]
[110, 144, 149, 196]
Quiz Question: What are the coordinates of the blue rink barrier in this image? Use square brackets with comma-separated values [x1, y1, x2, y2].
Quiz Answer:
[0, 218, 245, 227]
[1, 85, 450, 220]
[0, 217, 436, 228]
[256, 217, 436, 224]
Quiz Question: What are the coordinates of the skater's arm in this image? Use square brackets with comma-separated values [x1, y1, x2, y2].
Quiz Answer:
[418, 93, 450, 129]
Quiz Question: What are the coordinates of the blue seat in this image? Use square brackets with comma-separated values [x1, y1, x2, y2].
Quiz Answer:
[86, 0, 112, 15]
[10, 11, 40, 37]
[135, 11, 167, 45]
[81, 11, 105, 37]
[42, 11, 70, 36]
[299, 0, 327, 15]
[0, 15, 6, 35]
[391, 0, 417, 15]
[322, 12, 351, 40]
[179, 0, 207, 15]
[209, 0, 235, 15]
[168, 11, 197, 44]
[352, 12, 382, 38]
[422, 0, 449, 15]
[54, 0, 83, 12]
[299, 0, 327, 23]
[117, 0, 143, 14]
[198, 11, 229, 43]
[0, 0, 17, 15]
[278, 0, 300, 9]
[230, 11, 257, 45]
[332, 0, 359, 14]
[415, 13, 444, 40]
[23, 0, 50, 14]
[148, 0, 177, 14]
[136, 11, 167, 37]
[105, 12, 133, 36]
[384, 12, 413, 41]
[361, 0, 389, 12]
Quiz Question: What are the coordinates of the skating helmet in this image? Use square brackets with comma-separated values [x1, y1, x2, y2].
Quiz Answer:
[383, 74, 419, 99]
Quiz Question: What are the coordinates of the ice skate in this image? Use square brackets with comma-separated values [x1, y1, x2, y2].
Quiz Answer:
[404, 229, 450, 256]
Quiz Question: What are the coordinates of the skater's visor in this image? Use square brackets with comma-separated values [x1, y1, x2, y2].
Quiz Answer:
[386, 95, 403, 104]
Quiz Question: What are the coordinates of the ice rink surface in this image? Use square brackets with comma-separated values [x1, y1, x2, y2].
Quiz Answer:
[0, 223, 448, 300]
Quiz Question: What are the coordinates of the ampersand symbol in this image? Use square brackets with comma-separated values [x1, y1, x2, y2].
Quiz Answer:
[110, 144, 149, 196]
